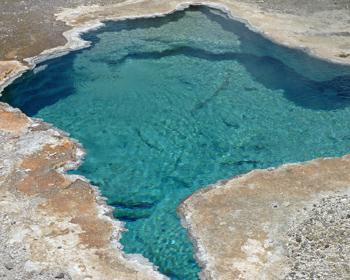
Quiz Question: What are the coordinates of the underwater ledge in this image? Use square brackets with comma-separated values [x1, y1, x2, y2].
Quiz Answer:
[1, 0, 350, 279]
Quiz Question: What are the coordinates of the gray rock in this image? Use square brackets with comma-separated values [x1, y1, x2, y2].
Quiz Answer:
[5, 262, 13, 270]
[55, 272, 65, 278]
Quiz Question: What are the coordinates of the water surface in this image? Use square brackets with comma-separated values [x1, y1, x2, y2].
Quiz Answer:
[3, 6, 350, 279]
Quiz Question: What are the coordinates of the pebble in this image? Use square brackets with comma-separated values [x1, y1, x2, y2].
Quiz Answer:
[5, 263, 13, 270]
[55, 272, 65, 279]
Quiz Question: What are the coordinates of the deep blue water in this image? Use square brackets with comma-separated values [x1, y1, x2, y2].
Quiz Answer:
[3, 6, 350, 279]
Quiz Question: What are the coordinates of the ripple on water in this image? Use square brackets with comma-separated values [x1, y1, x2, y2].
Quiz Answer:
[3, 6, 350, 279]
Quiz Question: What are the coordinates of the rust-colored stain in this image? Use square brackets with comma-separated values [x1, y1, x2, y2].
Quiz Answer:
[37, 179, 113, 249]
[0, 61, 23, 81]
[17, 139, 75, 195]
[15, 133, 113, 249]
[0, 107, 28, 131]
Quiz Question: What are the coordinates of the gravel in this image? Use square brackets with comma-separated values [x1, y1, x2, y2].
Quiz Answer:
[284, 194, 350, 279]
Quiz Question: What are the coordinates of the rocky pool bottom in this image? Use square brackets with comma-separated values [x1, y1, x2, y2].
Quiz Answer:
[2, 6, 350, 279]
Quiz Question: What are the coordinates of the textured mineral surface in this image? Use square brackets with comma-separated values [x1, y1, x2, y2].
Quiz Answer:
[177, 157, 350, 279]
[1, 0, 350, 279]
[0, 102, 167, 280]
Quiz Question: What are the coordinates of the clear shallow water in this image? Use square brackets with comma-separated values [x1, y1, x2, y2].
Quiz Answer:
[3, 6, 350, 279]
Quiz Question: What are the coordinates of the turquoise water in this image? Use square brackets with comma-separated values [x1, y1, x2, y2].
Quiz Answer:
[3, 6, 350, 279]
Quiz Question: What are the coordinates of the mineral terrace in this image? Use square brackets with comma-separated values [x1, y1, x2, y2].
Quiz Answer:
[1, 0, 350, 279]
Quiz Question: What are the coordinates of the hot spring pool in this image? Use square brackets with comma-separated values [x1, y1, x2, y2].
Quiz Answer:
[3, 6, 350, 279]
